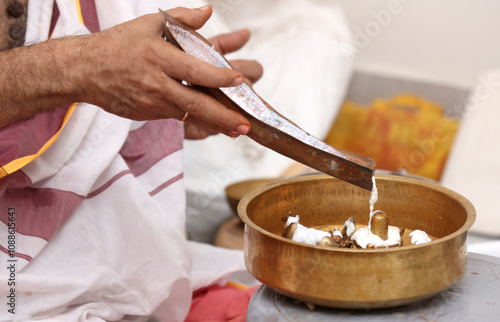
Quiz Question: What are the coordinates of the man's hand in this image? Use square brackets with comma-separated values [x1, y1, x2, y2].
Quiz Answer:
[80, 6, 263, 138]
[0, 6, 262, 137]
[184, 29, 264, 140]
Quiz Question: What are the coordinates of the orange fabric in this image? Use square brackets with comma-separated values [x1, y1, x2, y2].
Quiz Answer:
[325, 94, 459, 181]
[0, 103, 77, 179]
[186, 285, 259, 322]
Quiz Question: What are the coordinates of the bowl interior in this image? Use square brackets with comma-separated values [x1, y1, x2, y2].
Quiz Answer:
[243, 174, 472, 242]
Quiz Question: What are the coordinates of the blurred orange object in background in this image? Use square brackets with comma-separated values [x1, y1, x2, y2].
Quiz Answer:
[325, 94, 459, 181]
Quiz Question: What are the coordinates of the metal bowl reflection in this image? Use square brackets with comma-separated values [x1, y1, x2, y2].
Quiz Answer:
[238, 174, 475, 309]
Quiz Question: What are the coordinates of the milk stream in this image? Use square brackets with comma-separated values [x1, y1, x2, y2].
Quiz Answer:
[368, 176, 378, 229]
[351, 175, 401, 248]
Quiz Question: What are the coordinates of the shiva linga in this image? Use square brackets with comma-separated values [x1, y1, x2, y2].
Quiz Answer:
[281, 210, 433, 250]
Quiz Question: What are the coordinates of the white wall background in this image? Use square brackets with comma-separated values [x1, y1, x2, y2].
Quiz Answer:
[333, 0, 500, 88]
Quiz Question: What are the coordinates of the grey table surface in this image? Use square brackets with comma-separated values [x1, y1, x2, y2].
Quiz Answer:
[247, 252, 500, 321]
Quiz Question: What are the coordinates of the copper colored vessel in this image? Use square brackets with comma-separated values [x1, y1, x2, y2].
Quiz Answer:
[238, 174, 475, 309]
[225, 178, 277, 215]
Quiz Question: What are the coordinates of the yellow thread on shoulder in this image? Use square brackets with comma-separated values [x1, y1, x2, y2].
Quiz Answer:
[0, 0, 85, 179]
[0, 103, 77, 179]
[75, 0, 84, 25]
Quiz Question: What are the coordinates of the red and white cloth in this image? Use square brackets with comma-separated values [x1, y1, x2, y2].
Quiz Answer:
[0, 1, 248, 321]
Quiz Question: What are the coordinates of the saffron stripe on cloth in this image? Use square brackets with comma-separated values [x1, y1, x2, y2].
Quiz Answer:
[0, 185, 84, 240]
[120, 119, 184, 177]
[150, 173, 183, 196]
[0, 120, 184, 241]
[0, 219, 47, 261]
[0, 244, 33, 262]
[77, 0, 100, 33]
[135, 149, 183, 195]
[86, 170, 132, 199]
[51, 0, 100, 36]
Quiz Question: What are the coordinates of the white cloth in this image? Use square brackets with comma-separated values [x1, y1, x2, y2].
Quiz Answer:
[183, 0, 355, 243]
[469, 241, 500, 258]
[0, 1, 247, 321]
[441, 70, 500, 237]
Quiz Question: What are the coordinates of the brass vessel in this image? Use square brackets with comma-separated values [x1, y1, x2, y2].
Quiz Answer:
[238, 174, 475, 309]
[225, 178, 277, 215]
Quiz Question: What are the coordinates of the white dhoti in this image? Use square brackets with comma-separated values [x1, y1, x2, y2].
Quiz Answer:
[0, 1, 247, 321]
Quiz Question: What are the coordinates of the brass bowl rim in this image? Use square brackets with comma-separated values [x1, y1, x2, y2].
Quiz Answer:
[238, 173, 476, 253]
[224, 177, 278, 200]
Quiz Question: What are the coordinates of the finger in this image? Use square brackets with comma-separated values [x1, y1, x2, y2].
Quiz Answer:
[184, 119, 235, 140]
[161, 44, 244, 88]
[165, 79, 250, 135]
[230, 59, 263, 84]
[184, 122, 211, 140]
[138, 7, 213, 38]
[166, 6, 213, 30]
[163, 98, 241, 137]
[209, 29, 251, 55]
[185, 116, 241, 138]
[123, 108, 167, 122]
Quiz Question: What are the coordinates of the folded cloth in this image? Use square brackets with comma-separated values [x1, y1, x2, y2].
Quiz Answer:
[0, 1, 254, 321]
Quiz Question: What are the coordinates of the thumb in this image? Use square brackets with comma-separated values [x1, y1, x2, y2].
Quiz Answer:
[166, 5, 213, 30]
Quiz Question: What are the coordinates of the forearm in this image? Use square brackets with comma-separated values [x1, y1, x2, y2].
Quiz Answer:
[0, 8, 255, 137]
[0, 36, 87, 128]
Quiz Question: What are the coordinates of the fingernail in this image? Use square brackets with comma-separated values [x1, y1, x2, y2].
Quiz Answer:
[199, 5, 211, 11]
[232, 76, 244, 87]
[236, 124, 250, 135]
[229, 131, 240, 139]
